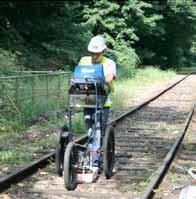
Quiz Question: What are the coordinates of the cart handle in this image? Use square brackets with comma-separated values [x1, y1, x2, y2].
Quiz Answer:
[85, 76, 105, 83]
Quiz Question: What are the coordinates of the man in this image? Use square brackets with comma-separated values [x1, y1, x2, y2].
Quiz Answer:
[79, 35, 116, 134]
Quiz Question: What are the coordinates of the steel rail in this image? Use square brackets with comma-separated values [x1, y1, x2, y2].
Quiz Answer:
[140, 101, 196, 199]
[0, 152, 54, 192]
[0, 74, 191, 194]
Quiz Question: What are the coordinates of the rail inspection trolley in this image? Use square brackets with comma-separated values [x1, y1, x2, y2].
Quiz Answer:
[55, 64, 115, 190]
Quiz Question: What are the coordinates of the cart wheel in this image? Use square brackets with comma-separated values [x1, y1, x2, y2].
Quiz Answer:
[55, 125, 69, 176]
[64, 142, 77, 190]
[103, 126, 115, 179]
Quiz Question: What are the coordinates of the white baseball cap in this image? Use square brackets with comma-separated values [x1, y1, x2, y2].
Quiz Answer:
[88, 35, 107, 53]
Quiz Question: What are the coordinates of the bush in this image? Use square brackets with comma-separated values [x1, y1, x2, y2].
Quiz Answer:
[0, 48, 21, 74]
[112, 41, 140, 79]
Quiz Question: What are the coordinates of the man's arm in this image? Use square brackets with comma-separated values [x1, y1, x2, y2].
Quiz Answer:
[104, 61, 116, 93]
[105, 59, 116, 83]
[105, 74, 114, 83]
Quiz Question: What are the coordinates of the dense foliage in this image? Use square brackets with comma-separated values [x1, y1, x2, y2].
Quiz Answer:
[0, 1, 196, 75]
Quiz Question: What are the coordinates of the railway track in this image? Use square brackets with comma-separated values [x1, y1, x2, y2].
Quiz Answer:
[1, 74, 196, 199]
[153, 103, 196, 198]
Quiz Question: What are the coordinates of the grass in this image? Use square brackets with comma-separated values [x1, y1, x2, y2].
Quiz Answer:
[0, 130, 56, 166]
[36, 115, 65, 130]
[36, 110, 86, 134]
[177, 66, 196, 73]
[0, 72, 69, 126]
[113, 67, 175, 109]
[0, 112, 85, 169]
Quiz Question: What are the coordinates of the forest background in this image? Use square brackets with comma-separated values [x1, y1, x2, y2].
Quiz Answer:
[0, 0, 196, 78]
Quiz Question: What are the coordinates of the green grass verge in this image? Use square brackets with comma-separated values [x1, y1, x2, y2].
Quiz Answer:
[113, 67, 175, 109]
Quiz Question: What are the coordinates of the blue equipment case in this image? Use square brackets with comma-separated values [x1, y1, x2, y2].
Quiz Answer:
[69, 64, 107, 108]
[73, 64, 105, 83]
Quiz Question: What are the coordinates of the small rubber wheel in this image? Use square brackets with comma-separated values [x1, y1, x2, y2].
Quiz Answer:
[103, 126, 115, 179]
[55, 125, 69, 176]
[64, 142, 77, 190]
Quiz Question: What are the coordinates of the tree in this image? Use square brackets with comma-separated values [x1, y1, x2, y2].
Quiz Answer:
[82, 0, 164, 78]
[163, 1, 196, 68]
